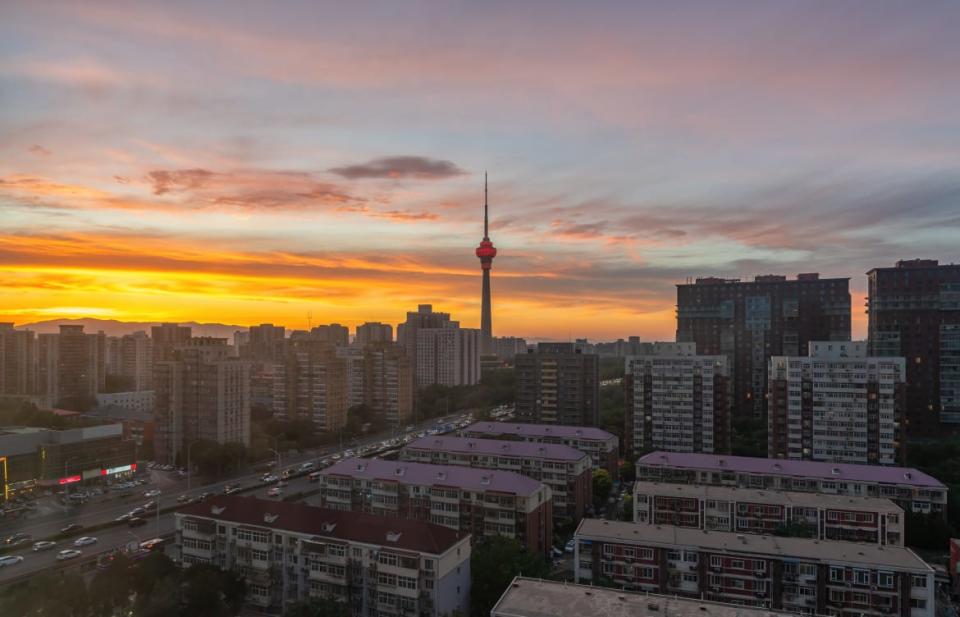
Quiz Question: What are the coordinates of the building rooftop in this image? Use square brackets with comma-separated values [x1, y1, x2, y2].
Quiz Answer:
[576, 519, 932, 571]
[322, 457, 545, 495]
[405, 436, 590, 462]
[633, 481, 903, 512]
[178, 495, 464, 554]
[638, 451, 945, 489]
[463, 421, 616, 442]
[492, 577, 813, 617]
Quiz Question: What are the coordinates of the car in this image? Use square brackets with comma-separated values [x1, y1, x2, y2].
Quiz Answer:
[128, 517, 147, 527]
[177, 494, 192, 503]
[32, 541, 56, 552]
[0, 555, 24, 567]
[262, 475, 278, 483]
[223, 484, 241, 495]
[551, 547, 564, 558]
[143, 500, 156, 510]
[129, 507, 146, 517]
[267, 487, 283, 497]
[74, 536, 97, 547]
[5, 532, 32, 546]
[60, 523, 82, 534]
[56, 549, 82, 561]
[299, 462, 315, 472]
[144, 489, 161, 498]
[198, 492, 212, 501]
[114, 513, 132, 522]
[564, 539, 575, 553]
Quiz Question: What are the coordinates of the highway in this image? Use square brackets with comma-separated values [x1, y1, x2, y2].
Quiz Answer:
[0, 410, 481, 585]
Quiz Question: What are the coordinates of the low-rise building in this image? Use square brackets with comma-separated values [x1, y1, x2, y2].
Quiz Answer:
[175, 495, 471, 616]
[401, 436, 592, 522]
[633, 481, 904, 545]
[461, 421, 619, 478]
[574, 519, 934, 617]
[491, 576, 816, 617]
[637, 451, 948, 517]
[315, 458, 553, 556]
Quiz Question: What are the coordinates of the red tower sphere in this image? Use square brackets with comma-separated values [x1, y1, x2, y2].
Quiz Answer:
[476, 239, 497, 269]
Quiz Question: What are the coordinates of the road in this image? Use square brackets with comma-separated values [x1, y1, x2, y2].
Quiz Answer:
[0, 410, 478, 585]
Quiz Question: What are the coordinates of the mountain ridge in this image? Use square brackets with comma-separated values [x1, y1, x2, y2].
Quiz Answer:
[13, 318, 248, 339]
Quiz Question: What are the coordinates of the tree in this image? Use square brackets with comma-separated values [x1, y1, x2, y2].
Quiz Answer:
[619, 460, 635, 483]
[284, 597, 351, 617]
[621, 495, 634, 521]
[731, 415, 767, 457]
[593, 469, 613, 506]
[89, 553, 133, 616]
[599, 384, 625, 445]
[471, 536, 550, 617]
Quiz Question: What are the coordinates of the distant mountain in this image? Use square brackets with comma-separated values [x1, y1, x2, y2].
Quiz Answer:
[16, 318, 247, 339]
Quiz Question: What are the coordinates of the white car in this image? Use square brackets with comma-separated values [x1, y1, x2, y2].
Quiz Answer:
[267, 487, 283, 497]
[56, 549, 82, 561]
[0, 555, 24, 567]
[144, 489, 161, 498]
[32, 541, 56, 552]
[73, 536, 97, 547]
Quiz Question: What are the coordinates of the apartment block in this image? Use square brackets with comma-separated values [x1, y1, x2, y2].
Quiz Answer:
[574, 519, 934, 617]
[677, 273, 851, 419]
[55, 325, 106, 408]
[632, 481, 904, 546]
[398, 305, 480, 387]
[514, 342, 600, 426]
[462, 421, 619, 478]
[119, 331, 153, 391]
[867, 259, 960, 433]
[636, 452, 948, 517]
[176, 495, 471, 616]
[355, 322, 393, 347]
[624, 342, 730, 455]
[0, 323, 36, 397]
[316, 458, 553, 556]
[151, 323, 192, 363]
[768, 341, 905, 465]
[401, 436, 592, 522]
[362, 343, 413, 427]
[273, 339, 348, 433]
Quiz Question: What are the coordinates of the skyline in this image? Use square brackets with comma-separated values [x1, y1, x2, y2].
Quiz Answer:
[3, 2, 960, 339]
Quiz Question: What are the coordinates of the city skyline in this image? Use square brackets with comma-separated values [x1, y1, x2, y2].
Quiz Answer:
[3, 2, 960, 339]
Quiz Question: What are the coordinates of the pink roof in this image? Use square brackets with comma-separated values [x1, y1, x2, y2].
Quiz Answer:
[405, 436, 589, 461]
[463, 421, 615, 442]
[638, 451, 944, 488]
[322, 457, 544, 495]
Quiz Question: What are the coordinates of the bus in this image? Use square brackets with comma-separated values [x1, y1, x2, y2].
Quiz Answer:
[140, 538, 167, 552]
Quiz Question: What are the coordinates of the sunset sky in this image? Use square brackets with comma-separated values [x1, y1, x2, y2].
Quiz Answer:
[2, 1, 960, 340]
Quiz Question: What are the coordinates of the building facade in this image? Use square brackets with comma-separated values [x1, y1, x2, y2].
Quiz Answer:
[574, 519, 934, 617]
[316, 458, 553, 556]
[55, 325, 106, 409]
[632, 481, 904, 545]
[514, 342, 600, 426]
[176, 495, 471, 616]
[119, 331, 153, 391]
[677, 273, 851, 419]
[867, 259, 960, 434]
[462, 421, 619, 478]
[355, 322, 393, 347]
[401, 436, 592, 521]
[0, 323, 36, 397]
[398, 305, 480, 388]
[768, 341, 905, 465]
[636, 451, 948, 517]
[151, 323, 192, 363]
[273, 339, 348, 433]
[624, 343, 730, 455]
[362, 343, 413, 427]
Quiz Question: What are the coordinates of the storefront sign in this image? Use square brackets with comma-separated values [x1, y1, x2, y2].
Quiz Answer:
[101, 463, 136, 476]
[58, 475, 81, 485]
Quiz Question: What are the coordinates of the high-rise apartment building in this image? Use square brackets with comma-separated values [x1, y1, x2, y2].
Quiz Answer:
[272, 340, 347, 433]
[362, 342, 413, 427]
[0, 323, 36, 397]
[768, 341, 904, 465]
[36, 333, 59, 406]
[154, 338, 251, 464]
[624, 342, 730, 455]
[399, 305, 480, 387]
[241, 323, 286, 363]
[336, 345, 365, 409]
[515, 342, 599, 426]
[311, 323, 349, 347]
[491, 336, 528, 363]
[677, 273, 851, 418]
[355, 322, 393, 347]
[867, 259, 960, 434]
[151, 323, 192, 363]
[55, 325, 106, 409]
[119, 331, 153, 391]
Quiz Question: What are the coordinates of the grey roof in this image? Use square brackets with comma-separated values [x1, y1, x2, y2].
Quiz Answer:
[463, 421, 616, 443]
[638, 451, 945, 489]
[322, 457, 545, 496]
[492, 577, 812, 617]
[405, 436, 589, 462]
[576, 519, 932, 571]
[633, 481, 903, 513]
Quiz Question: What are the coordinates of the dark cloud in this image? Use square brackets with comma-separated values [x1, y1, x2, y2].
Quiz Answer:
[329, 156, 466, 180]
[28, 145, 52, 157]
[147, 168, 216, 195]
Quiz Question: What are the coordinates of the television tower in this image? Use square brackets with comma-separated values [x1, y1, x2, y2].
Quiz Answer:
[475, 173, 497, 354]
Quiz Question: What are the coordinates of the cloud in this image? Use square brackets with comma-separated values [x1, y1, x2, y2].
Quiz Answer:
[28, 145, 51, 156]
[147, 168, 216, 195]
[330, 156, 466, 180]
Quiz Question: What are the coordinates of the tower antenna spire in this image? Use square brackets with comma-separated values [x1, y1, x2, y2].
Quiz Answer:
[483, 171, 489, 239]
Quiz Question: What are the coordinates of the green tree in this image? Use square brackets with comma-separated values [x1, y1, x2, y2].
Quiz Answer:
[619, 460, 635, 483]
[284, 597, 351, 617]
[139, 577, 180, 617]
[471, 536, 550, 617]
[89, 553, 133, 616]
[621, 495, 634, 521]
[599, 384, 625, 445]
[593, 468, 613, 506]
[731, 415, 767, 457]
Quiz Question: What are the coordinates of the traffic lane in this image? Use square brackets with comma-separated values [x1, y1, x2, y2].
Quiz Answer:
[0, 513, 176, 583]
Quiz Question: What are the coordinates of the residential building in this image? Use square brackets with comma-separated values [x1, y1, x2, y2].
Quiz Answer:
[96, 390, 155, 416]
[241, 323, 287, 363]
[36, 333, 58, 406]
[273, 340, 347, 433]
[336, 346, 366, 409]
[632, 481, 904, 545]
[397, 305, 480, 387]
[677, 273, 851, 419]
[119, 331, 153, 391]
[355, 322, 393, 347]
[462, 421, 619, 478]
[574, 519, 934, 617]
[401, 436, 592, 521]
[768, 341, 905, 465]
[491, 336, 528, 364]
[362, 343, 413, 427]
[636, 451, 948, 517]
[491, 577, 810, 617]
[175, 495, 471, 616]
[311, 323, 349, 347]
[867, 259, 960, 434]
[154, 338, 251, 464]
[316, 458, 553, 555]
[55, 325, 106, 409]
[0, 323, 36, 397]
[515, 342, 600, 426]
[151, 323, 192, 363]
[624, 342, 730, 455]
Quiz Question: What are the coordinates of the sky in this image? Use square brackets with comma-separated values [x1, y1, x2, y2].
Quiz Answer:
[2, 1, 960, 341]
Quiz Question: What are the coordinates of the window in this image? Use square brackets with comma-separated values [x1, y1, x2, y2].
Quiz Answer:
[878, 572, 894, 588]
[710, 556, 723, 568]
[397, 576, 417, 590]
[639, 548, 654, 560]
[684, 551, 699, 563]
[730, 559, 745, 569]
[910, 599, 927, 609]
[854, 569, 870, 585]
[379, 553, 398, 567]
[912, 575, 927, 588]
[683, 573, 698, 583]
[830, 567, 845, 583]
